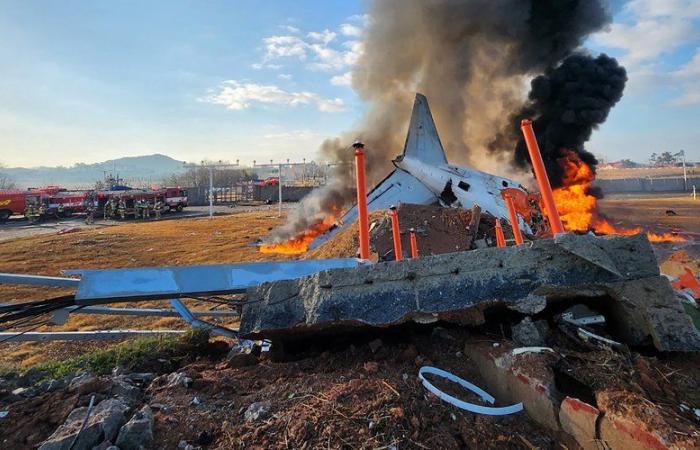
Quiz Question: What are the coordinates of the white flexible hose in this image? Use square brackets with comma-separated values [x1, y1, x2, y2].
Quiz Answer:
[418, 366, 523, 415]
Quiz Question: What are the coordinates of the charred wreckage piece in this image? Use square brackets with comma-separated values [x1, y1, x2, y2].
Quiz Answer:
[241, 233, 700, 352]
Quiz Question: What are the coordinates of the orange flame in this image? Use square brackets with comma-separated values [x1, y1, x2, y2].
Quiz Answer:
[552, 150, 685, 243]
[259, 214, 338, 254]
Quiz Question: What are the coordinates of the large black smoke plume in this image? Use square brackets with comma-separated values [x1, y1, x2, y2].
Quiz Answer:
[271, 0, 617, 242]
[493, 53, 627, 187]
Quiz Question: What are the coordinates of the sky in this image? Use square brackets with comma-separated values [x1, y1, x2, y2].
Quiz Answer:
[0, 0, 699, 169]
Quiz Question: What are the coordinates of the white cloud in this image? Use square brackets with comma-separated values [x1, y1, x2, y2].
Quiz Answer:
[347, 14, 371, 26]
[670, 49, 700, 106]
[204, 80, 345, 112]
[251, 62, 282, 70]
[330, 72, 352, 86]
[263, 35, 307, 59]
[592, 0, 700, 104]
[341, 40, 363, 66]
[278, 73, 293, 80]
[281, 25, 300, 34]
[307, 29, 336, 45]
[594, 0, 700, 67]
[256, 21, 367, 74]
[627, 0, 700, 18]
[339, 23, 362, 37]
[595, 19, 697, 66]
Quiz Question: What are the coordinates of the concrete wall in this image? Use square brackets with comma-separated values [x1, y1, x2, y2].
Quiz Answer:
[593, 176, 700, 194]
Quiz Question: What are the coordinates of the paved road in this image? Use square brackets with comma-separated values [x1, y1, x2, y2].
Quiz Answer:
[0, 203, 298, 243]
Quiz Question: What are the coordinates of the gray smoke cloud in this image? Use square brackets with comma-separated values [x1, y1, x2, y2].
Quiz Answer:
[270, 0, 612, 242]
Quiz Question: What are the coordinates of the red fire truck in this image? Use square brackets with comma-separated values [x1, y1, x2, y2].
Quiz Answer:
[0, 190, 29, 222]
[0, 186, 188, 223]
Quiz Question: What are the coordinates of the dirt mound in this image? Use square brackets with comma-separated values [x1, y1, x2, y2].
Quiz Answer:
[306, 203, 514, 260]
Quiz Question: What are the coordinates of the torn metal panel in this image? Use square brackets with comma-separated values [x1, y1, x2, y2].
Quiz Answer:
[0, 273, 80, 288]
[242, 234, 700, 352]
[310, 169, 436, 249]
[64, 258, 361, 303]
[169, 299, 237, 338]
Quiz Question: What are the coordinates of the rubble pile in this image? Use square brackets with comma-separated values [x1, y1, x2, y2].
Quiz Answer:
[306, 203, 514, 260]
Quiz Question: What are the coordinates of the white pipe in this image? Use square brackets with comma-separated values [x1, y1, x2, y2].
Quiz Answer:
[278, 163, 283, 217]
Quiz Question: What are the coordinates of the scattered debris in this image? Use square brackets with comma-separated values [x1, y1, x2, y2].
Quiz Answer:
[164, 372, 193, 389]
[418, 366, 524, 415]
[512, 317, 548, 346]
[244, 401, 271, 422]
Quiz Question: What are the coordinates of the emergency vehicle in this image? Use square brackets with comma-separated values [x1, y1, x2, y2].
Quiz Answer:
[162, 187, 188, 211]
[0, 190, 29, 222]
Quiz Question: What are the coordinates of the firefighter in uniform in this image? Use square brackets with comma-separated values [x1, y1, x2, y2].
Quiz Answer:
[84, 194, 95, 224]
[25, 203, 39, 225]
[154, 199, 163, 220]
[143, 201, 151, 219]
[38, 202, 46, 221]
[57, 203, 65, 218]
[117, 198, 126, 220]
[85, 204, 95, 224]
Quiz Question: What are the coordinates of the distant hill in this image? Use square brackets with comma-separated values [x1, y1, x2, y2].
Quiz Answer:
[3, 154, 186, 189]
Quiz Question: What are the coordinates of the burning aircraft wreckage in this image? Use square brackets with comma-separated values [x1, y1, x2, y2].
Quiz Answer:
[1, 93, 698, 353]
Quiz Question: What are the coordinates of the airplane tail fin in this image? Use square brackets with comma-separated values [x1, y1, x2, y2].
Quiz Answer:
[401, 93, 448, 165]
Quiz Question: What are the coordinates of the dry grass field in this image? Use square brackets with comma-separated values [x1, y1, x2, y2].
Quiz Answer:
[0, 212, 295, 368]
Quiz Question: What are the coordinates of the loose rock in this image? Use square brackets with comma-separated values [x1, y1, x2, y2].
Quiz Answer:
[512, 317, 548, 346]
[244, 402, 271, 422]
[115, 405, 154, 450]
[38, 398, 129, 450]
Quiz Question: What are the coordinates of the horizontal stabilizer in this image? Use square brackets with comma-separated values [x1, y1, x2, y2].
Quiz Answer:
[309, 169, 436, 249]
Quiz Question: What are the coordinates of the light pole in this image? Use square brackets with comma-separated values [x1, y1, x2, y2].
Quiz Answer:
[253, 160, 309, 218]
[680, 150, 687, 191]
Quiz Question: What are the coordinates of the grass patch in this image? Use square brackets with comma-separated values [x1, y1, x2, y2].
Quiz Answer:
[10, 329, 212, 382]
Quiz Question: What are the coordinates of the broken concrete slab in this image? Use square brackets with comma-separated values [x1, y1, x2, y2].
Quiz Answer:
[241, 234, 700, 351]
